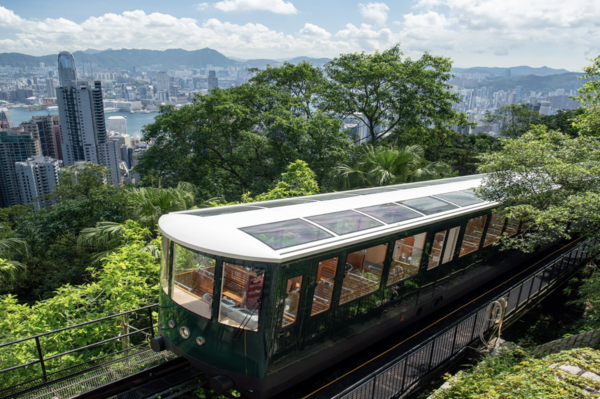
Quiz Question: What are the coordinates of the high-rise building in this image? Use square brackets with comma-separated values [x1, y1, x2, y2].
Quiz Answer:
[208, 71, 218, 90]
[31, 115, 61, 160]
[15, 156, 61, 209]
[56, 51, 120, 187]
[107, 116, 128, 135]
[157, 71, 169, 99]
[45, 78, 56, 98]
[0, 108, 12, 129]
[58, 51, 77, 86]
[0, 129, 42, 207]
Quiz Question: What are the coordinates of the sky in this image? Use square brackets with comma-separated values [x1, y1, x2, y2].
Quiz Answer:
[0, 0, 599, 71]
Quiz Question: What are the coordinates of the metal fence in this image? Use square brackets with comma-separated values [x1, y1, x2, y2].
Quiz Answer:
[333, 237, 598, 399]
[0, 304, 158, 399]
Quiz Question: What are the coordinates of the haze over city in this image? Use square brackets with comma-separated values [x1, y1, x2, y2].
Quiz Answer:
[0, 0, 598, 70]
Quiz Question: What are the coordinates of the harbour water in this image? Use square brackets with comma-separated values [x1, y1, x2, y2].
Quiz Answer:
[7, 107, 158, 138]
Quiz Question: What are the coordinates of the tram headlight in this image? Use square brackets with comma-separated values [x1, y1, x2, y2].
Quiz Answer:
[179, 326, 191, 339]
[168, 319, 176, 329]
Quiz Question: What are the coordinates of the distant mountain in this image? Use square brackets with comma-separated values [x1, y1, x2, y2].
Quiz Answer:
[287, 56, 331, 67]
[478, 72, 586, 93]
[82, 48, 106, 54]
[241, 56, 331, 69]
[454, 66, 572, 77]
[0, 48, 237, 69]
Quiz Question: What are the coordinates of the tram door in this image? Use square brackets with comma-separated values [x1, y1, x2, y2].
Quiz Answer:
[275, 267, 311, 355]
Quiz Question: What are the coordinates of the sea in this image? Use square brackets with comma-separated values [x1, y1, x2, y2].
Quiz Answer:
[7, 107, 158, 138]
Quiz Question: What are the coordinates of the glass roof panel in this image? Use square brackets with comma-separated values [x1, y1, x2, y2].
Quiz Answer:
[357, 203, 422, 224]
[240, 219, 333, 250]
[399, 197, 458, 216]
[434, 190, 484, 207]
[306, 210, 383, 235]
[258, 198, 319, 208]
[187, 206, 265, 217]
[310, 193, 361, 201]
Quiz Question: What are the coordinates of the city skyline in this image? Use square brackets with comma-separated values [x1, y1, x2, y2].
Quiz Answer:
[0, 1, 598, 71]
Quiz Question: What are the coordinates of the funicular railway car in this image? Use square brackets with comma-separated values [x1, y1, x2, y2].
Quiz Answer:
[152, 174, 538, 398]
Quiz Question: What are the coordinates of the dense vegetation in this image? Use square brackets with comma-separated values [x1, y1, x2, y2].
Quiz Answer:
[3, 46, 600, 397]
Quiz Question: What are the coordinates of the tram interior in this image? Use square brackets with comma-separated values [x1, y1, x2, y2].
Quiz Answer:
[218, 263, 264, 331]
[340, 244, 388, 304]
[311, 257, 338, 316]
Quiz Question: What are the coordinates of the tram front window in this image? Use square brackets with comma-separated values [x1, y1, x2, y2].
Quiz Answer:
[340, 244, 387, 305]
[171, 244, 215, 319]
[219, 263, 265, 332]
[161, 236, 170, 293]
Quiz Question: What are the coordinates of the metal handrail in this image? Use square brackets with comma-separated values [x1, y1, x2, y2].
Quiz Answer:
[333, 237, 595, 399]
[0, 303, 158, 391]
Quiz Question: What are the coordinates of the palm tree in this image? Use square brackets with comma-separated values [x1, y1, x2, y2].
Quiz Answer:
[77, 183, 198, 263]
[0, 222, 28, 287]
[333, 144, 452, 190]
[120, 182, 196, 230]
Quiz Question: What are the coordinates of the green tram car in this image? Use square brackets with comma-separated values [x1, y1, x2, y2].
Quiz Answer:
[152, 175, 537, 398]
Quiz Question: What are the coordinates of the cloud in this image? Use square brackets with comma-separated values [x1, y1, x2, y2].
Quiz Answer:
[359, 3, 390, 27]
[213, 0, 298, 14]
[299, 23, 331, 39]
[196, 3, 210, 11]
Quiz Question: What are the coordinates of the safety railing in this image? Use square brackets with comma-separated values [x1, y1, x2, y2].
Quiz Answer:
[333, 237, 597, 399]
[0, 304, 158, 398]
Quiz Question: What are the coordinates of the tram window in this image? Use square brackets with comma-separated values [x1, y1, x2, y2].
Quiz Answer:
[161, 236, 169, 293]
[427, 230, 447, 270]
[340, 244, 388, 305]
[171, 244, 215, 319]
[388, 233, 426, 286]
[505, 219, 520, 237]
[282, 276, 303, 327]
[311, 257, 338, 316]
[459, 215, 487, 257]
[442, 227, 461, 264]
[484, 214, 506, 247]
[219, 263, 265, 332]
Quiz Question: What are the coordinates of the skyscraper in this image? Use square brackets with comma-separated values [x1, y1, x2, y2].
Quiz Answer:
[58, 51, 77, 86]
[157, 71, 169, 100]
[0, 129, 42, 207]
[56, 51, 120, 187]
[208, 71, 218, 90]
[31, 115, 61, 160]
[0, 108, 13, 129]
[15, 156, 61, 210]
[45, 78, 56, 98]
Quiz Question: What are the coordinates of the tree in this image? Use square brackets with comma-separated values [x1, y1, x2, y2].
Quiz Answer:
[477, 125, 600, 252]
[483, 104, 539, 138]
[333, 144, 452, 190]
[322, 45, 461, 143]
[49, 163, 111, 202]
[574, 55, 600, 137]
[137, 72, 350, 200]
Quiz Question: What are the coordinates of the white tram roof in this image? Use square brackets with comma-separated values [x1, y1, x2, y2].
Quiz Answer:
[158, 174, 496, 263]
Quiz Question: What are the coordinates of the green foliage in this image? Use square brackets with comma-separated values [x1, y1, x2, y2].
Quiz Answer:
[0, 221, 160, 389]
[323, 45, 461, 143]
[477, 125, 600, 252]
[431, 347, 600, 399]
[137, 64, 350, 200]
[569, 264, 600, 331]
[49, 163, 112, 202]
[118, 182, 196, 231]
[6, 188, 124, 302]
[483, 104, 539, 138]
[333, 144, 452, 190]
[208, 160, 321, 205]
[574, 55, 600, 137]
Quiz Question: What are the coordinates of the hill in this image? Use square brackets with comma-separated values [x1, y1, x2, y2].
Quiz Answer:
[0, 48, 237, 69]
[478, 72, 586, 93]
[454, 66, 572, 77]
